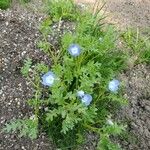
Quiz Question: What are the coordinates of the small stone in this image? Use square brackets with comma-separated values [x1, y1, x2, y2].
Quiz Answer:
[14, 144, 20, 150]
[21, 146, 26, 150]
[5, 21, 9, 26]
[145, 106, 150, 112]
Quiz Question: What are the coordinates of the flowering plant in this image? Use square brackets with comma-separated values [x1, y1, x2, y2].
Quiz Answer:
[41, 71, 55, 87]
[3, 0, 127, 149]
[109, 79, 120, 93]
[68, 44, 81, 57]
[77, 90, 93, 106]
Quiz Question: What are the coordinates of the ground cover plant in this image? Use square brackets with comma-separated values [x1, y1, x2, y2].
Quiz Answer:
[0, 0, 11, 9]
[2, 0, 131, 149]
[121, 28, 150, 65]
[0, 0, 31, 9]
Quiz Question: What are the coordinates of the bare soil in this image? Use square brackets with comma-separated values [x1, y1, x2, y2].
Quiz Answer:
[0, 0, 150, 150]
[0, 3, 54, 150]
[118, 64, 150, 150]
[75, 0, 150, 29]
[0, 2, 75, 150]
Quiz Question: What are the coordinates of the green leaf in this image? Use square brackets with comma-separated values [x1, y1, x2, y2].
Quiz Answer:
[103, 123, 125, 135]
[46, 108, 60, 122]
[108, 94, 128, 105]
[39, 18, 52, 36]
[97, 134, 121, 150]
[37, 41, 51, 54]
[21, 58, 32, 77]
[35, 63, 49, 73]
[61, 114, 82, 134]
[3, 119, 38, 140]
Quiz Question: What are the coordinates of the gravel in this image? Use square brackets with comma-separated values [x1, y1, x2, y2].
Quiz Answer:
[0, 2, 53, 150]
[0, 1, 76, 149]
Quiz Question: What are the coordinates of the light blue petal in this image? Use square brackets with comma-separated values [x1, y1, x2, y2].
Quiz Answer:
[108, 79, 120, 92]
[77, 90, 85, 98]
[81, 94, 92, 106]
[68, 44, 81, 57]
[41, 71, 55, 87]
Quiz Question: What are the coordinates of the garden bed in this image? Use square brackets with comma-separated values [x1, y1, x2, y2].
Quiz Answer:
[0, 0, 150, 150]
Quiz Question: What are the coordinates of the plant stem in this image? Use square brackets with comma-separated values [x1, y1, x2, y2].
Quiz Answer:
[58, 16, 62, 31]
[83, 123, 99, 134]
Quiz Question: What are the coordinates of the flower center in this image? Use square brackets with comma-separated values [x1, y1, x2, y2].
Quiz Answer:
[71, 47, 78, 54]
[46, 76, 54, 84]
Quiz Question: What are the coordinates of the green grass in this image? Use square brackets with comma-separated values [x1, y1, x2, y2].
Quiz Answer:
[121, 28, 150, 65]
[45, 0, 78, 22]
[0, 0, 31, 10]
[0, 0, 11, 9]
[19, 0, 31, 4]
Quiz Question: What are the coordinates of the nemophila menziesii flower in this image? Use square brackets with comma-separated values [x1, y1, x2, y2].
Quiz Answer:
[77, 90, 85, 98]
[108, 79, 120, 93]
[68, 44, 81, 57]
[81, 94, 92, 106]
[41, 71, 55, 87]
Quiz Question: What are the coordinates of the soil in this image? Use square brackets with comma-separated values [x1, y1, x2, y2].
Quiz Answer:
[75, 0, 150, 29]
[117, 64, 150, 150]
[0, 0, 150, 150]
[0, 2, 54, 150]
[0, 1, 75, 149]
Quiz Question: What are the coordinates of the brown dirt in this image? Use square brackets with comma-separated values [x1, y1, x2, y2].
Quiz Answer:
[75, 0, 150, 29]
[0, 1, 75, 150]
[0, 3, 55, 150]
[118, 64, 150, 150]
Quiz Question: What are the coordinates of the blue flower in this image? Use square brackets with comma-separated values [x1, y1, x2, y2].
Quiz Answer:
[81, 94, 92, 106]
[108, 79, 120, 92]
[77, 90, 85, 98]
[68, 44, 81, 57]
[41, 71, 55, 87]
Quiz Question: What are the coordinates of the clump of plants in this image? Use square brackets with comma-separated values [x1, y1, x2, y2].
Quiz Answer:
[3, 0, 128, 149]
[121, 28, 150, 65]
[45, 0, 78, 22]
[0, 0, 11, 10]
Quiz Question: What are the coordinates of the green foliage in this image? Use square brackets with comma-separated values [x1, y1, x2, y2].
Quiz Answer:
[22, 0, 31, 3]
[122, 29, 143, 52]
[3, 119, 38, 140]
[102, 123, 125, 135]
[97, 134, 121, 150]
[19, 0, 31, 4]
[96, 123, 125, 150]
[46, 0, 78, 22]
[35, 63, 49, 73]
[4, 0, 129, 149]
[122, 28, 150, 64]
[21, 58, 32, 77]
[37, 13, 126, 147]
[0, 0, 11, 10]
[140, 45, 150, 63]
[37, 41, 51, 54]
[39, 18, 52, 37]
[76, 11, 105, 37]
